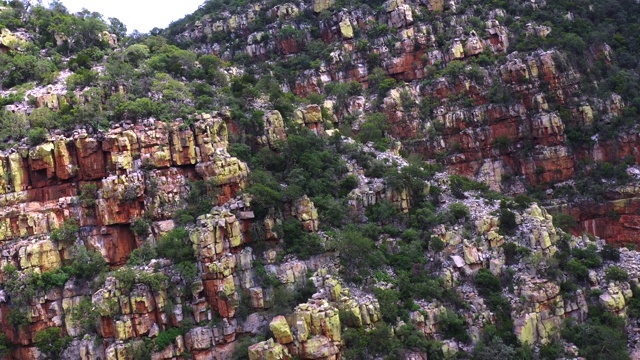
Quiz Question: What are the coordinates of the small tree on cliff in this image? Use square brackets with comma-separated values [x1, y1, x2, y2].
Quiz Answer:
[34, 327, 72, 359]
[50, 219, 80, 246]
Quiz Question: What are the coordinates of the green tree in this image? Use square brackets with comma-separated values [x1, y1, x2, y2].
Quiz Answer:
[34, 328, 72, 359]
[156, 228, 194, 264]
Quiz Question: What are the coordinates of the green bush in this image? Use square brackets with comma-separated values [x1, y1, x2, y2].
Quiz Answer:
[438, 310, 470, 343]
[127, 242, 158, 266]
[50, 219, 80, 245]
[27, 127, 48, 146]
[514, 194, 533, 209]
[130, 339, 154, 360]
[66, 245, 107, 281]
[499, 209, 517, 235]
[0, 333, 11, 356]
[601, 244, 621, 262]
[474, 269, 502, 296]
[449, 175, 488, 199]
[69, 297, 100, 334]
[573, 245, 602, 268]
[79, 183, 98, 207]
[552, 212, 578, 232]
[365, 199, 403, 226]
[155, 327, 184, 350]
[449, 202, 470, 221]
[502, 243, 530, 265]
[130, 217, 151, 237]
[7, 308, 29, 328]
[35, 268, 70, 292]
[357, 112, 389, 150]
[565, 259, 589, 281]
[113, 267, 137, 293]
[137, 272, 168, 292]
[231, 336, 261, 360]
[34, 327, 72, 359]
[429, 236, 445, 253]
[561, 309, 629, 360]
[540, 341, 564, 360]
[157, 228, 194, 263]
[335, 227, 386, 283]
[282, 219, 324, 259]
[605, 266, 629, 281]
[373, 288, 402, 324]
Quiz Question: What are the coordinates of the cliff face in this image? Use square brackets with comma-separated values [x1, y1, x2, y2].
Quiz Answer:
[0, 113, 253, 358]
[1, 0, 640, 358]
[172, 0, 640, 245]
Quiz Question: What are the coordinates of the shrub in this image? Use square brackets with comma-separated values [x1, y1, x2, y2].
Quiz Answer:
[552, 212, 578, 232]
[69, 297, 100, 334]
[449, 202, 470, 221]
[27, 127, 47, 146]
[503, 243, 519, 265]
[366, 199, 403, 226]
[175, 179, 220, 223]
[66, 245, 107, 281]
[113, 267, 137, 293]
[157, 228, 194, 263]
[0, 333, 11, 356]
[282, 219, 324, 259]
[35, 269, 70, 292]
[499, 209, 517, 235]
[357, 112, 389, 150]
[155, 327, 184, 350]
[540, 341, 564, 360]
[130, 217, 151, 237]
[401, 229, 420, 243]
[137, 272, 168, 292]
[429, 236, 445, 253]
[79, 183, 98, 207]
[127, 242, 158, 266]
[605, 266, 629, 281]
[600, 244, 620, 262]
[335, 227, 386, 283]
[474, 269, 502, 296]
[438, 310, 470, 343]
[449, 175, 488, 199]
[34, 327, 72, 359]
[573, 245, 602, 268]
[493, 135, 510, 152]
[231, 336, 260, 360]
[514, 194, 533, 209]
[565, 259, 589, 281]
[176, 261, 198, 287]
[130, 339, 154, 360]
[561, 310, 629, 360]
[338, 175, 359, 197]
[50, 219, 79, 245]
[122, 183, 140, 202]
[7, 308, 28, 328]
[373, 288, 402, 324]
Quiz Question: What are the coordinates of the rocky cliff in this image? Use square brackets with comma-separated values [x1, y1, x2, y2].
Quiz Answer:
[0, 0, 639, 359]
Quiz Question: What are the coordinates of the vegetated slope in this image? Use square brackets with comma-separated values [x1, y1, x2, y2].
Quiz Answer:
[0, 0, 638, 359]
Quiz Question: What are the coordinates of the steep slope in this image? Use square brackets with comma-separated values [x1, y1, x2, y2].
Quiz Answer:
[0, 0, 638, 360]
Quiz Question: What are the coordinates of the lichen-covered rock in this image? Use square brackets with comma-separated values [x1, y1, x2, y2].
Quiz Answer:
[248, 338, 288, 360]
[291, 195, 319, 232]
[259, 110, 287, 148]
[514, 277, 569, 344]
[185, 327, 214, 350]
[599, 283, 627, 315]
[339, 18, 353, 39]
[313, 0, 334, 13]
[269, 316, 294, 344]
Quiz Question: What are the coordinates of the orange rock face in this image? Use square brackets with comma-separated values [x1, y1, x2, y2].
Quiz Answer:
[0, 113, 249, 260]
